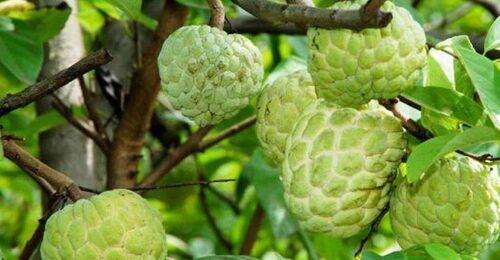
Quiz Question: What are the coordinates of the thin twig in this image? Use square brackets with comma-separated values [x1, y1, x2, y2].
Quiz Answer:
[239, 204, 265, 255]
[397, 95, 422, 110]
[0, 49, 112, 117]
[140, 115, 256, 188]
[230, 0, 392, 31]
[197, 160, 234, 251]
[51, 95, 110, 155]
[200, 116, 256, 150]
[207, 0, 225, 30]
[79, 178, 236, 194]
[354, 204, 390, 257]
[78, 76, 110, 144]
[206, 185, 240, 215]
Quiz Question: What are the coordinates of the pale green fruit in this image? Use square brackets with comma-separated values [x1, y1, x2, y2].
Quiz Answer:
[308, 0, 427, 107]
[41, 189, 167, 260]
[390, 157, 500, 256]
[256, 70, 317, 165]
[283, 101, 406, 237]
[158, 25, 263, 126]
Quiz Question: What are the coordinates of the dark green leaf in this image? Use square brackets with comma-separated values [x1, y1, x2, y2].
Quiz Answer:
[8, 5, 71, 42]
[242, 149, 299, 237]
[406, 127, 500, 182]
[402, 87, 491, 127]
[453, 45, 500, 127]
[484, 17, 500, 53]
[424, 244, 461, 260]
[0, 19, 43, 84]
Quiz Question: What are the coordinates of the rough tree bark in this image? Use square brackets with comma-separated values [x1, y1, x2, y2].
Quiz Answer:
[35, 0, 106, 192]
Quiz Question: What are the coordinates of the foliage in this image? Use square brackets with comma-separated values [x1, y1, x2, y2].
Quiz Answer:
[0, 0, 498, 259]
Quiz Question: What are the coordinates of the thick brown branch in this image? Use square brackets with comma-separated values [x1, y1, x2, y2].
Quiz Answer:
[207, 0, 225, 29]
[0, 49, 112, 117]
[225, 17, 305, 35]
[286, 0, 314, 7]
[379, 99, 433, 140]
[239, 204, 265, 255]
[107, 0, 189, 189]
[139, 116, 256, 188]
[230, 0, 392, 30]
[361, 0, 387, 23]
[470, 0, 500, 17]
[51, 95, 110, 155]
[2, 139, 84, 201]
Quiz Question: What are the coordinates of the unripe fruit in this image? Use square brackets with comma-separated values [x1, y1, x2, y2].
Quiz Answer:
[283, 101, 406, 237]
[41, 189, 167, 260]
[158, 25, 263, 126]
[256, 70, 317, 165]
[390, 157, 500, 256]
[308, 0, 427, 107]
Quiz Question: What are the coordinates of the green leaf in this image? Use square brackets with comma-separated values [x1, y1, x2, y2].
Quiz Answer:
[406, 127, 500, 183]
[265, 56, 306, 85]
[0, 16, 14, 31]
[453, 45, 500, 127]
[484, 17, 500, 53]
[104, 0, 142, 19]
[195, 256, 259, 260]
[424, 244, 461, 260]
[242, 149, 299, 237]
[78, 0, 105, 35]
[402, 87, 491, 127]
[0, 19, 43, 84]
[8, 4, 71, 42]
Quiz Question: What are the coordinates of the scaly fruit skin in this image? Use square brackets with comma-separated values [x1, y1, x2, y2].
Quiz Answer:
[390, 157, 500, 256]
[283, 101, 406, 237]
[256, 70, 317, 165]
[158, 25, 263, 126]
[308, 0, 427, 107]
[41, 189, 167, 260]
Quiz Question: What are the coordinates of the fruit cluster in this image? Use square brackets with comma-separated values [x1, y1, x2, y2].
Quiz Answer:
[39, 1, 498, 258]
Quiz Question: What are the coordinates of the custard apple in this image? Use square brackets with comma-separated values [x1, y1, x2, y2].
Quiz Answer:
[256, 70, 317, 165]
[308, 0, 427, 107]
[158, 25, 263, 126]
[41, 189, 167, 260]
[282, 101, 406, 237]
[390, 157, 500, 256]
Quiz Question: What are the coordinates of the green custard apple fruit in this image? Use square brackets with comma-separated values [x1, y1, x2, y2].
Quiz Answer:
[308, 0, 427, 107]
[41, 189, 167, 260]
[256, 70, 317, 165]
[158, 25, 263, 126]
[282, 101, 406, 237]
[390, 157, 500, 256]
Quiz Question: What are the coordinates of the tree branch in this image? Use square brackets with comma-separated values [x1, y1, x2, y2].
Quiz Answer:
[0, 49, 112, 117]
[2, 139, 84, 201]
[51, 95, 110, 155]
[225, 17, 305, 35]
[230, 0, 392, 31]
[239, 204, 265, 255]
[78, 76, 110, 144]
[207, 0, 225, 29]
[107, 0, 189, 189]
[379, 99, 433, 140]
[361, 0, 387, 23]
[139, 115, 256, 188]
